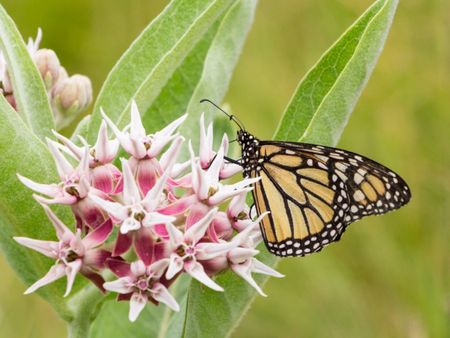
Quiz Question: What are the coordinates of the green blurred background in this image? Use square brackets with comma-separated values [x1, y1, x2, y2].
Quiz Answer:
[0, 0, 448, 337]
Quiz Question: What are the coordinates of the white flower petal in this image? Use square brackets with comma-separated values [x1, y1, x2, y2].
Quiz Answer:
[64, 259, 83, 297]
[120, 217, 141, 234]
[165, 223, 184, 248]
[231, 261, 266, 297]
[252, 258, 284, 278]
[17, 174, 60, 197]
[165, 254, 184, 280]
[151, 283, 180, 312]
[89, 193, 128, 220]
[46, 138, 74, 179]
[120, 159, 142, 205]
[196, 241, 236, 260]
[24, 264, 66, 295]
[51, 129, 84, 160]
[129, 292, 148, 322]
[142, 213, 176, 227]
[14, 237, 58, 259]
[184, 260, 223, 292]
[130, 101, 146, 139]
[103, 277, 134, 294]
[130, 260, 147, 277]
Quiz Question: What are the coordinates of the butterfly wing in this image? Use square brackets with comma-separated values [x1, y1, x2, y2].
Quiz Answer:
[251, 141, 411, 257]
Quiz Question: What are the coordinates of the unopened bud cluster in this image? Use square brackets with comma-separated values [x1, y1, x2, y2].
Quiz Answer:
[15, 102, 283, 322]
[0, 28, 92, 128]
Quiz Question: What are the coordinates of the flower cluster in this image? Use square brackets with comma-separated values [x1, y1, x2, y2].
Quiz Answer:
[15, 102, 283, 321]
[0, 28, 92, 128]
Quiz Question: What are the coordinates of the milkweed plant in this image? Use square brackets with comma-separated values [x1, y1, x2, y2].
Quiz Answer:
[0, 0, 398, 337]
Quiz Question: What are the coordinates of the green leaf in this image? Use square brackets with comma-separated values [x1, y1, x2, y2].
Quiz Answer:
[0, 5, 55, 139]
[181, 1, 399, 337]
[86, 0, 235, 143]
[275, 0, 398, 145]
[0, 95, 71, 318]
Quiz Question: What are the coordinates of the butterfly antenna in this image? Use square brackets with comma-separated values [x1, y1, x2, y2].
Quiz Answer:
[200, 99, 245, 131]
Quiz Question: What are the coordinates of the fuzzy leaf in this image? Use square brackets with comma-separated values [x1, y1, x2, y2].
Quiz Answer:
[86, 0, 235, 143]
[0, 5, 54, 140]
[275, 0, 398, 145]
[181, 1, 399, 338]
[0, 95, 72, 318]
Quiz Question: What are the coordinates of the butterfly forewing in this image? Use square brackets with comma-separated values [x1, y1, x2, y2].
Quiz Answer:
[246, 140, 411, 257]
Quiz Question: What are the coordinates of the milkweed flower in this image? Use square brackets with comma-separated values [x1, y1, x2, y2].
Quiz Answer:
[14, 204, 112, 296]
[14, 102, 283, 322]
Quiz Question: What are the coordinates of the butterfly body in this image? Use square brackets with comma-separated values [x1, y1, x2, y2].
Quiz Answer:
[237, 130, 411, 257]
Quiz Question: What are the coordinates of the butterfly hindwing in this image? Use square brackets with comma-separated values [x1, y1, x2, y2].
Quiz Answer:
[249, 141, 411, 257]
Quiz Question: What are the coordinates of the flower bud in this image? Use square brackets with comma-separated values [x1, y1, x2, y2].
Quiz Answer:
[52, 74, 92, 116]
[33, 48, 61, 89]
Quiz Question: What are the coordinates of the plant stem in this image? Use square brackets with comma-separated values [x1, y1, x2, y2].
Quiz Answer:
[67, 285, 104, 338]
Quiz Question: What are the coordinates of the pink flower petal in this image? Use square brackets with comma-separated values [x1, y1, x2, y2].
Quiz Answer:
[24, 263, 66, 294]
[83, 249, 111, 270]
[184, 208, 217, 244]
[82, 218, 113, 249]
[134, 158, 159, 196]
[113, 232, 133, 257]
[158, 194, 197, 216]
[184, 260, 223, 292]
[107, 258, 131, 277]
[151, 283, 179, 312]
[80, 268, 106, 292]
[103, 277, 134, 294]
[134, 228, 154, 266]
[185, 203, 209, 230]
[129, 292, 148, 322]
[91, 164, 120, 194]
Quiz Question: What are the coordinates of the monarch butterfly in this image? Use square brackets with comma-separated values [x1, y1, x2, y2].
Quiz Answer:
[201, 100, 411, 257]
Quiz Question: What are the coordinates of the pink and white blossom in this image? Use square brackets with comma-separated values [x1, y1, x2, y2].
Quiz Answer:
[14, 110, 284, 320]
[14, 204, 112, 296]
